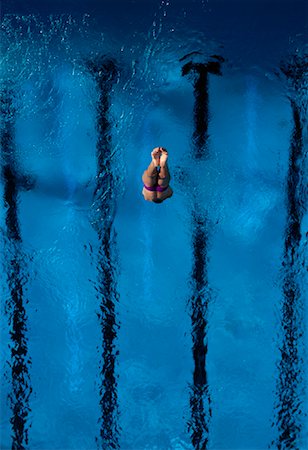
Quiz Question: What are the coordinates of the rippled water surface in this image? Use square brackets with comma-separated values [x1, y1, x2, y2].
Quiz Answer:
[0, 1, 307, 449]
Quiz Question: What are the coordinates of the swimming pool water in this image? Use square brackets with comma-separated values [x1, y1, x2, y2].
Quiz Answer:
[0, 1, 307, 449]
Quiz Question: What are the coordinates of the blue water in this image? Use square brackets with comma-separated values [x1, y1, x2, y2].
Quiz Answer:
[0, 1, 307, 449]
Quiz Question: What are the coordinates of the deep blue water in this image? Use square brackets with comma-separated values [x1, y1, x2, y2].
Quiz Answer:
[0, 0, 307, 449]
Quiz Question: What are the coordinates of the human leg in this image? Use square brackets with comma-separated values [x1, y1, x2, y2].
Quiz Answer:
[142, 161, 158, 187]
[157, 148, 170, 187]
[157, 164, 170, 187]
[142, 148, 162, 187]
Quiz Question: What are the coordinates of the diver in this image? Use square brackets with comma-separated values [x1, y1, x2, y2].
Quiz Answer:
[142, 147, 173, 204]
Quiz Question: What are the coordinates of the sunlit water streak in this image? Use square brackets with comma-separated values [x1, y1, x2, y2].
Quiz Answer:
[55, 69, 85, 398]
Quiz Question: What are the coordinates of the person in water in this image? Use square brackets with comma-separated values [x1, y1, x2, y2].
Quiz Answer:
[142, 147, 173, 203]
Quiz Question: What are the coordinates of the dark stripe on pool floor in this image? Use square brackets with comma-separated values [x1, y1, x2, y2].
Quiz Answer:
[1, 86, 33, 450]
[87, 57, 121, 450]
[182, 55, 224, 449]
[272, 54, 307, 449]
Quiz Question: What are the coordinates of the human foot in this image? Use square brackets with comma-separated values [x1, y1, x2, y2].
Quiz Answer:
[159, 147, 168, 166]
[151, 147, 162, 167]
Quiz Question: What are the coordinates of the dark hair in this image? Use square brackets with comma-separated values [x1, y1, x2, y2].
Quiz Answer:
[152, 198, 163, 203]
